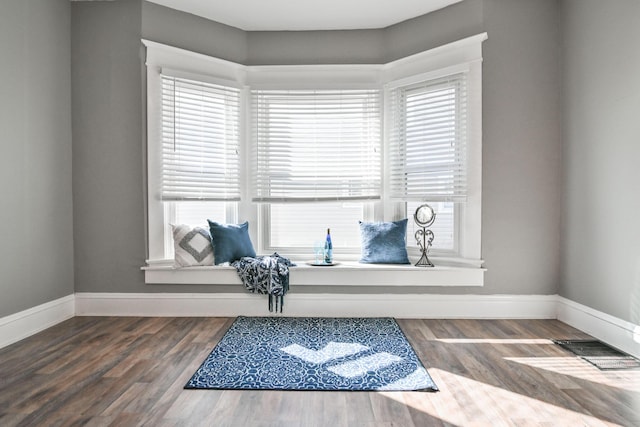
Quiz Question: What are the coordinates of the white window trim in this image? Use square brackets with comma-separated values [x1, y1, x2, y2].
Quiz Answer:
[142, 33, 487, 283]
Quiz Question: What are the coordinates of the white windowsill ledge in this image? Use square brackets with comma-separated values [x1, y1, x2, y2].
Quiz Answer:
[142, 261, 485, 287]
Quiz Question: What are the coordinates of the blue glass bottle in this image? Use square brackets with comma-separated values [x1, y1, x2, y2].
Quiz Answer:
[324, 228, 333, 264]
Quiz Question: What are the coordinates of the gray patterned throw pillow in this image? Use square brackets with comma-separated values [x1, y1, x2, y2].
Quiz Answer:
[172, 224, 214, 267]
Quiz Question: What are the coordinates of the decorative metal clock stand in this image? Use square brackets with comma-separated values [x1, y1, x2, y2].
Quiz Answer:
[414, 204, 436, 267]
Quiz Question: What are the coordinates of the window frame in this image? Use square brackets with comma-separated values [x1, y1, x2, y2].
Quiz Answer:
[250, 85, 383, 259]
[144, 41, 247, 263]
[381, 52, 484, 267]
[143, 34, 485, 268]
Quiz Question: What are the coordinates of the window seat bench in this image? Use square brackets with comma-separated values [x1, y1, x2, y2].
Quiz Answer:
[143, 262, 484, 287]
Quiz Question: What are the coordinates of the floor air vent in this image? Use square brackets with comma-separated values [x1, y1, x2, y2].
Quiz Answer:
[554, 340, 640, 370]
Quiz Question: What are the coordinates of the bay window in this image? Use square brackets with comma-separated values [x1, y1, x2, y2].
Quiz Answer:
[143, 34, 485, 268]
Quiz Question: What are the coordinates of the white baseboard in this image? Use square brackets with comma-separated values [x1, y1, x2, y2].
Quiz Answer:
[6, 293, 640, 361]
[0, 295, 75, 349]
[74, 292, 558, 319]
[556, 296, 640, 359]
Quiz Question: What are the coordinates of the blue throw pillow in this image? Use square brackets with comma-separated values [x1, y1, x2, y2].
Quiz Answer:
[207, 221, 256, 265]
[359, 219, 410, 264]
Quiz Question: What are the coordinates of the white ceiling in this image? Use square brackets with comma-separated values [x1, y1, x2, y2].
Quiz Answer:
[146, 0, 464, 31]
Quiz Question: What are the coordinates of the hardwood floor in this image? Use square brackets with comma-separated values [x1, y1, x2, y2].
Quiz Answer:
[1, 317, 639, 426]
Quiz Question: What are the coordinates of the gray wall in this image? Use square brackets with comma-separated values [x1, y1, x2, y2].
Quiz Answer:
[246, 0, 483, 65]
[0, 0, 74, 317]
[560, 0, 640, 323]
[384, 0, 484, 62]
[480, 0, 561, 296]
[141, 1, 248, 64]
[69, 0, 563, 296]
[71, 0, 147, 295]
[247, 29, 385, 65]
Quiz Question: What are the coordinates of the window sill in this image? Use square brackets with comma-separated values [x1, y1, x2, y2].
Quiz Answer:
[142, 261, 485, 287]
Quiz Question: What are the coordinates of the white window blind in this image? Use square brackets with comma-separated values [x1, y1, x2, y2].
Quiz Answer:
[161, 75, 241, 201]
[251, 89, 381, 202]
[388, 73, 468, 202]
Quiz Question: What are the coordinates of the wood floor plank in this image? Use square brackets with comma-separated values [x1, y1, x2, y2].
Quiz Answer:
[1, 317, 638, 426]
[342, 391, 377, 425]
[0, 412, 28, 427]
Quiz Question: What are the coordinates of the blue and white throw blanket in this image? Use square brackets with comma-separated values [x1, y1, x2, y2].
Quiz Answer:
[232, 253, 294, 312]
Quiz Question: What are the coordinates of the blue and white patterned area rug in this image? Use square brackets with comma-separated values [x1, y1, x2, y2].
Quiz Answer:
[185, 316, 438, 392]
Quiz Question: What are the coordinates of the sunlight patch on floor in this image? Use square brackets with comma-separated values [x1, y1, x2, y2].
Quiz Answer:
[504, 356, 640, 392]
[377, 367, 431, 391]
[379, 368, 623, 426]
